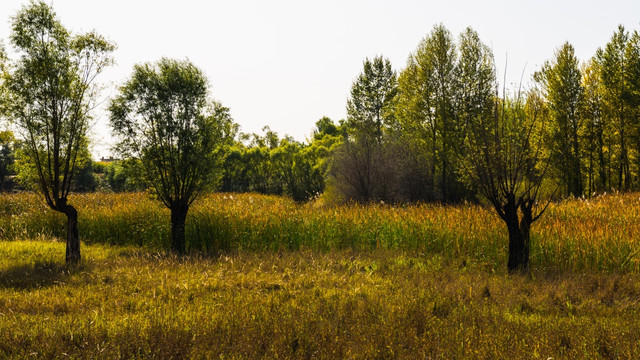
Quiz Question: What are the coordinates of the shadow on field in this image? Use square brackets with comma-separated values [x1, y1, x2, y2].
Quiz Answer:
[0, 262, 87, 290]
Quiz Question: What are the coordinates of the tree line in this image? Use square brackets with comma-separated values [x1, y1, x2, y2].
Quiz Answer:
[4, 25, 635, 204]
[339, 24, 640, 204]
[1, 1, 639, 271]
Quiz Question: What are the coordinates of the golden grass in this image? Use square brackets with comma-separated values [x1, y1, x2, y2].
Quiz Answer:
[1, 241, 639, 358]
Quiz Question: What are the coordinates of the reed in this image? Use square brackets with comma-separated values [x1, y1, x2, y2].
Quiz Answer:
[1, 191, 639, 272]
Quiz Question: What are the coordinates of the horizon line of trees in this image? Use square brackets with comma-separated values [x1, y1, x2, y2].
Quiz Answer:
[3, 24, 637, 203]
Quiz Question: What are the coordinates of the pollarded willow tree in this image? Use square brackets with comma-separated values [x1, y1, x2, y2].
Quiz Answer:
[1, 1, 115, 263]
[461, 89, 553, 272]
[109, 58, 232, 254]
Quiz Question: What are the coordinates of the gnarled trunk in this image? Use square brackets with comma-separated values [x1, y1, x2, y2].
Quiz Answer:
[61, 204, 80, 264]
[503, 197, 532, 273]
[170, 203, 189, 255]
[506, 223, 530, 273]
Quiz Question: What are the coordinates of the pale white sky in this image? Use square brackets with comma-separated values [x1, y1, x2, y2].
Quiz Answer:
[0, 0, 639, 158]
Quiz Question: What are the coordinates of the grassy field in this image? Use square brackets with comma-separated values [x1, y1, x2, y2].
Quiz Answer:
[1, 192, 640, 358]
[1, 241, 639, 359]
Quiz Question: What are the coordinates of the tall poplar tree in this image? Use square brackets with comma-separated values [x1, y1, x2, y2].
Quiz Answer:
[535, 42, 584, 197]
[396, 25, 493, 202]
[396, 24, 460, 201]
[625, 30, 640, 182]
[455, 28, 495, 123]
[600, 25, 633, 190]
[346, 56, 397, 143]
[581, 56, 610, 193]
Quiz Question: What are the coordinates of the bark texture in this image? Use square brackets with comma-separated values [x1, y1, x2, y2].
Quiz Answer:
[504, 198, 533, 273]
[62, 204, 80, 264]
[170, 203, 189, 255]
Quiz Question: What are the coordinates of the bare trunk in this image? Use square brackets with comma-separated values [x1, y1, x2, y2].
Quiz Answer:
[503, 199, 531, 273]
[170, 203, 189, 255]
[597, 125, 607, 191]
[506, 220, 526, 272]
[62, 204, 80, 264]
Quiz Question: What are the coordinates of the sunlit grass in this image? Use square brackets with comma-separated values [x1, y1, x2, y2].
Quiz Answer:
[1, 191, 639, 272]
[0, 241, 639, 358]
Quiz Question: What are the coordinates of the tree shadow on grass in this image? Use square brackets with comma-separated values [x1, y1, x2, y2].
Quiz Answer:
[0, 261, 90, 290]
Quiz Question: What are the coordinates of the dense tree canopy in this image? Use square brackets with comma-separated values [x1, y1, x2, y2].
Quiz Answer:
[392, 25, 494, 202]
[346, 56, 398, 143]
[535, 42, 584, 197]
[221, 119, 342, 202]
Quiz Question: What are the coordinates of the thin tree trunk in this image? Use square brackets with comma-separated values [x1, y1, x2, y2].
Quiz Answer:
[588, 146, 593, 197]
[572, 151, 582, 197]
[62, 204, 80, 264]
[170, 204, 189, 255]
[597, 124, 607, 191]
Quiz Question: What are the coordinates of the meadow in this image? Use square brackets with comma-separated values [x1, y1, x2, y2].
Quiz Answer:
[1, 192, 640, 358]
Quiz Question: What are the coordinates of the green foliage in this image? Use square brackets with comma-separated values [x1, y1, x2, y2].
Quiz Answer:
[109, 58, 230, 209]
[394, 25, 495, 202]
[535, 42, 584, 197]
[1, 0, 114, 211]
[599, 25, 634, 190]
[98, 160, 144, 192]
[346, 56, 397, 142]
[581, 56, 610, 194]
[221, 119, 342, 202]
[527, 25, 640, 197]
[0, 131, 16, 191]
[313, 116, 341, 139]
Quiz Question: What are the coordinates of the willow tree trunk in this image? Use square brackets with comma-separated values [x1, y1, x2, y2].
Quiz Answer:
[504, 204, 531, 273]
[506, 221, 526, 272]
[170, 204, 189, 255]
[62, 204, 80, 264]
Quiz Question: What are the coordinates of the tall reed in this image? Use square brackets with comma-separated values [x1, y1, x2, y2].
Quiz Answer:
[0, 192, 638, 272]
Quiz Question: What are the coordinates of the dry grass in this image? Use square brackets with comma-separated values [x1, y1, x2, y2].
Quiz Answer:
[1, 191, 640, 357]
[0, 241, 639, 359]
